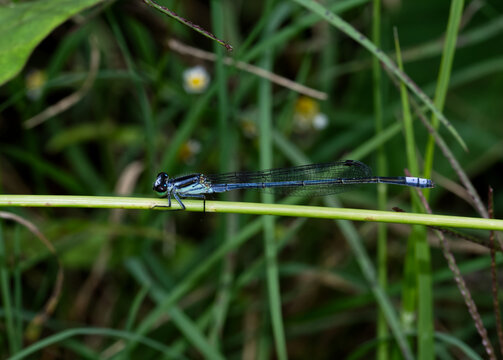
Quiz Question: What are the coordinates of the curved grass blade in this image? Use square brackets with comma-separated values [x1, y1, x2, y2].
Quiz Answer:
[291, 0, 467, 151]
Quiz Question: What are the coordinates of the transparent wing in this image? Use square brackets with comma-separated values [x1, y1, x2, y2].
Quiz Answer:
[205, 160, 373, 196]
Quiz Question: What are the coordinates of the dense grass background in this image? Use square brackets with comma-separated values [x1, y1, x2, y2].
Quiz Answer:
[1, 0, 503, 358]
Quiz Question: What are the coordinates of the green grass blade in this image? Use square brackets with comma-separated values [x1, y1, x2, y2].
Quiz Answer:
[290, 0, 467, 151]
[372, 1, 389, 359]
[8, 327, 183, 360]
[243, 0, 370, 64]
[106, 10, 155, 186]
[130, 219, 263, 348]
[423, 0, 465, 186]
[394, 29, 434, 359]
[209, 0, 234, 348]
[258, 11, 287, 359]
[168, 307, 225, 360]
[0, 221, 19, 355]
[326, 200, 414, 360]
[13, 226, 23, 353]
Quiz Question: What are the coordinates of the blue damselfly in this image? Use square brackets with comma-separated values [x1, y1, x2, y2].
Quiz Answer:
[153, 160, 434, 209]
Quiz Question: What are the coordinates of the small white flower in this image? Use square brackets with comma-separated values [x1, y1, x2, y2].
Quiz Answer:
[183, 66, 210, 94]
[313, 113, 328, 130]
[293, 96, 329, 132]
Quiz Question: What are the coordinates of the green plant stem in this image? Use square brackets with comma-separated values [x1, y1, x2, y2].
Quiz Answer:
[1, 195, 502, 230]
[423, 0, 465, 188]
[395, 27, 434, 359]
[394, 30, 419, 177]
[0, 221, 18, 356]
[210, 0, 234, 349]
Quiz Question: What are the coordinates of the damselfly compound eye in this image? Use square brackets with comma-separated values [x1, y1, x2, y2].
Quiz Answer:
[153, 172, 169, 196]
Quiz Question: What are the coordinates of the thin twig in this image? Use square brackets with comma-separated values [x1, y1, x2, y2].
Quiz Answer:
[168, 39, 328, 101]
[143, 0, 232, 51]
[412, 191, 497, 359]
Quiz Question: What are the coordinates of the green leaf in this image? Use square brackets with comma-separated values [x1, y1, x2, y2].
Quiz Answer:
[0, 0, 102, 86]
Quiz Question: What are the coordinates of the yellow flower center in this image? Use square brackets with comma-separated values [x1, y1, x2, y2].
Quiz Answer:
[295, 96, 319, 118]
[190, 77, 203, 88]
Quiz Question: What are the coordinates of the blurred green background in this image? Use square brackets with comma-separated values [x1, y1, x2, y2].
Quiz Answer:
[1, 0, 503, 358]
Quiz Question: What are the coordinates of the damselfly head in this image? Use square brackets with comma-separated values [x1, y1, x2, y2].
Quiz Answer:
[153, 172, 169, 197]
